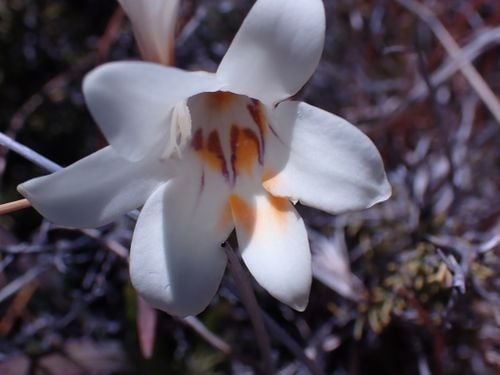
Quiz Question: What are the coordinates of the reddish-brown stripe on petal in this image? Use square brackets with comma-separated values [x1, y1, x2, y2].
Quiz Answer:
[207, 130, 229, 178]
[191, 128, 203, 150]
[229, 194, 255, 235]
[193, 130, 229, 179]
[247, 100, 267, 154]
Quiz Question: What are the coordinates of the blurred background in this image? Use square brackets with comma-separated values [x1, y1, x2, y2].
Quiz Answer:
[0, 0, 499, 373]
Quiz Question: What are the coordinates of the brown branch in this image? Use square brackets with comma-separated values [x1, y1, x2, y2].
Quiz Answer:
[0, 199, 31, 215]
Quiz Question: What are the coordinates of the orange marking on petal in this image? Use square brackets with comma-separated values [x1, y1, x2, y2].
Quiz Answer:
[194, 130, 229, 178]
[217, 199, 233, 231]
[229, 194, 255, 235]
[261, 169, 280, 191]
[231, 125, 260, 177]
[266, 195, 289, 229]
[206, 91, 237, 110]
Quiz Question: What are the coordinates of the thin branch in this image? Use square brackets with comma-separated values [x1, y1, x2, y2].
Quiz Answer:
[0, 265, 46, 304]
[180, 316, 261, 371]
[397, 0, 500, 124]
[182, 316, 232, 353]
[224, 242, 275, 374]
[0, 199, 31, 215]
[409, 26, 500, 102]
[225, 281, 324, 375]
[262, 313, 325, 375]
[78, 228, 129, 260]
[345, 26, 500, 123]
[0, 132, 62, 173]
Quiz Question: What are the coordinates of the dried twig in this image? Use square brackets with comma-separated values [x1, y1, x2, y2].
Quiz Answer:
[180, 315, 262, 371]
[0, 132, 62, 173]
[78, 228, 129, 260]
[224, 242, 275, 374]
[0, 282, 38, 335]
[182, 316, 232, 354]
[345, 26, 500, 123]
[397, 0, 500, 124]
[0, 198, 31, 215]
[263, 313, 325, 375]
[0, 265, 46, 304]
[409, 27, 500, 103]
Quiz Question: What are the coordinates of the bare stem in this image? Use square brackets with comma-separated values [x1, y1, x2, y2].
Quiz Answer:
[0, 131, 62, 173]
[0, 199, 31, 215]
[224, 242, 275, 374]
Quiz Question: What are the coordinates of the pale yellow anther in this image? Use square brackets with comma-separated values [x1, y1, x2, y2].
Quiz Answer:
[163, 100, 192, 159]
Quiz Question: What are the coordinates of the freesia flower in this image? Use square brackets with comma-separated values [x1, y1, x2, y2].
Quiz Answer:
[18, 0, 391, 316]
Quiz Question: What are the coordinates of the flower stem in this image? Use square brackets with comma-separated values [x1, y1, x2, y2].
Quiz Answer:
[0, 199, 31, 215]
[224, 242, 275, 374]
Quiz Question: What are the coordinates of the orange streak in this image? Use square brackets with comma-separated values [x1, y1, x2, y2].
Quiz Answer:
[266, 194, 289, 229]
[261, 169, 280, 192]
[217, 199, 233, 231]
[231, 125, 260, 177]
[229, 194, 255, 235]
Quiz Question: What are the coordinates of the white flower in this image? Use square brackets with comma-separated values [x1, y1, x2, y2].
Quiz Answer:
[18, 0, 391, 316]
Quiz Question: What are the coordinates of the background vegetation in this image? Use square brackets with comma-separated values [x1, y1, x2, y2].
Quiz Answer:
[0, 0, 499, 373]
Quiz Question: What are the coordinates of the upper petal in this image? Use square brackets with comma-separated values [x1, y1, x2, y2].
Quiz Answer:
[118, 0, 179, 65]
[216, 0, 325, 106]
[263, 101, 391, 213]
[130, 167, 233, 316]
[83, 62, 223, 161]
[230, 191, 311, 311]
[17, 146, 171, 228]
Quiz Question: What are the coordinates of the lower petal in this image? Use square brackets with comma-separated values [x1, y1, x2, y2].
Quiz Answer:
[263, 101, 391, 213]
[230, 191, 311, 311]
[130, 170, 233, 316]
[18, 146, 170, 228]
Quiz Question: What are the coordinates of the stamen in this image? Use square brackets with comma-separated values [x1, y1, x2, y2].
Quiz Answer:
[162, 100, 192, 159]
[0, 198, 31, 215]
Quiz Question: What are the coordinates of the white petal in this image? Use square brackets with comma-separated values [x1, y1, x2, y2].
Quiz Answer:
[130, 169, 233, 316]
[263, 101, 391, 213]
[17, 147, 170, 228]
[217, 0, 325, 106]
[118, 0, 179, 65]
[230, 192, 311, 311]
[83, 62, 223, 161]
